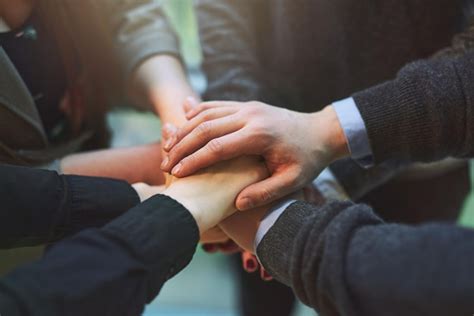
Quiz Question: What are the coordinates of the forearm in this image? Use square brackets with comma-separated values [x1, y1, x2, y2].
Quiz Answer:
[0, 194, 199, 316]
[131, 55, 198, 126]
[353, 49, 474, 164]
[257, 201, 474, 315]
[0, 165, 139, 249]
[61, 142, 165, 185]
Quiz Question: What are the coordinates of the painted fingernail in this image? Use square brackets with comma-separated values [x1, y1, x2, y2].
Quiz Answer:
[238, 198, 254, 211]
[171, 163, 182, 175]
[161, 156, 169, 169]
[242, 253, 258, 273]
[260, 268, 273, 281]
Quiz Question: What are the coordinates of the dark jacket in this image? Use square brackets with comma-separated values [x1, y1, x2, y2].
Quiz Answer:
[0, 165, 199, 316]
[0, 0, 179, 168]
[195, 0, 471, 222]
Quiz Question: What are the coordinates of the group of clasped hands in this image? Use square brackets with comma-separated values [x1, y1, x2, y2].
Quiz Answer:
[135, 97, 325, 280]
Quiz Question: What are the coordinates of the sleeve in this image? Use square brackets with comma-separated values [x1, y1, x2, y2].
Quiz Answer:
[256, 200, 474, 316]
[0, 164, 140, 249]
[0, 195, 200, 316]
[196, 0, 272, 102]
[103, 0, 182, 81]
[332, 98, 374, 168]
[352, 23, 474, 164]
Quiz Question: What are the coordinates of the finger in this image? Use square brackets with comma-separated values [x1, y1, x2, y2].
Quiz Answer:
[163, 116, 243, 172]
[165, 106, 239, 152]
[201, 244, 219, 253]
[186, 101, 239, 120]
[162, 123, 178, 146]
[260, 266, 273, 281]
[242, 251, 259, 273]
[170, 131, 254, 177]
[200, 226, 229, 244]
[183, 96, 199, 114]
[217, 240, 241, 254]
[236, 170, 302, 210]
[161, 123, 178, 142]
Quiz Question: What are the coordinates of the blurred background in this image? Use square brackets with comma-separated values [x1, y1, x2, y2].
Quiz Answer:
[1, 1, 474, 315]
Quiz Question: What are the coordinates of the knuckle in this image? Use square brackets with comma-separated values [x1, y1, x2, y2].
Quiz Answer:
[206, 139, 224, 155]
[259, 188, 274, 203]
[196, 122, 213, 139]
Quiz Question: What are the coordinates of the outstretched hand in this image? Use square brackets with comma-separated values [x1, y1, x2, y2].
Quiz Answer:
[161, 101, 349, 210]
[162, 156, 269, 233]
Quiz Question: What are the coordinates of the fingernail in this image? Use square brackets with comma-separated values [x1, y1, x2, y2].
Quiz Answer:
[243, 256, 258, 273]
[186, 96, 197, 106]
[238, 198, 254, 211]
[164, 139, 173, 151]
[161, 156, 169, 169]
[260, 268, 273, 281]
[171, 163, 182, 176]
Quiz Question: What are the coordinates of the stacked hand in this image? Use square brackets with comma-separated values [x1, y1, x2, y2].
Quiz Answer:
[161, 100, 348, 210]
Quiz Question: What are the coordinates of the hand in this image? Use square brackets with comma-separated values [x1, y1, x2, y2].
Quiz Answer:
[162, 101, 349, 210]
[132, 183, 166, 202]
[162, 156, 269, 233]
[218, 205, 269, 253]
[61, 142, 165, 185]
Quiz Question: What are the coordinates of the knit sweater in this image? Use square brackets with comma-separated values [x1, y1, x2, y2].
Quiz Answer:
[257, 200, 474, 316]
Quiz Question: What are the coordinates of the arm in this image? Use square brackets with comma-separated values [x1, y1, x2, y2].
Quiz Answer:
[196, 0, 271, 102]
[0, 156, 267, 316]
[255, 201, 474, 316]
[352, 27, 474, 164]
[0, 164, 139, 249]
[60, 142, 165, 185]
[103, 0, 197, 126]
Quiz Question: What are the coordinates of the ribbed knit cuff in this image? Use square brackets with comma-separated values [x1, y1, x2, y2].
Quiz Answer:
[256, 201, 314, 285]
[256, 201, 354, 286]
[352, 57, 466, 163]
[104, 194, 199, 277]
[59, 176, 140, 238]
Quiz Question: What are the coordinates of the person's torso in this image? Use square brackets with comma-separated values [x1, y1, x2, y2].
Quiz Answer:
[254, 0, 465, 111]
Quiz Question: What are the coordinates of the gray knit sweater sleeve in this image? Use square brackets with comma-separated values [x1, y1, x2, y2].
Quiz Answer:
[353, 48, 474, 164]
[257, 201, 474, 316]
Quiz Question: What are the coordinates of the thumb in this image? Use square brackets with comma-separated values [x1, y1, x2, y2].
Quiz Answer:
[162, 123, 178, 143]
[236, 171, 300, 211]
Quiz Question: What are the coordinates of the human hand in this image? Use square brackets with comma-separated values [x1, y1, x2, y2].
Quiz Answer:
[132, 183, 166, 202]
[161, 101, 349, 210]
[162, 156, 269, 233]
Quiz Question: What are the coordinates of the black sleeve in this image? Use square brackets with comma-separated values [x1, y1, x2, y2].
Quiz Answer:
[257, 201, 474, 316]
[0, 164, 140, 249]
[0, 195, 199, 316]
[196, 0, 272, 102]
[352, 23, 474, 164]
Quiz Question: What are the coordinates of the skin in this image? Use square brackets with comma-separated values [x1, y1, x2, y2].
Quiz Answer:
[162, 101, 349, 210]
[0, 0, 35, 29]
[134, 156, 269, 234]
[1, 1, 197, 184]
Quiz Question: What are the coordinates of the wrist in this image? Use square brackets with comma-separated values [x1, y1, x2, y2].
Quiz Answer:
[310, 106, 350, 162]
[161, 188, 204, 233]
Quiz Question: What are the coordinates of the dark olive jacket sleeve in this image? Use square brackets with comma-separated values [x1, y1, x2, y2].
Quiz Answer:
[257, 200, 474, 316]
[0, 164, 139, 249]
